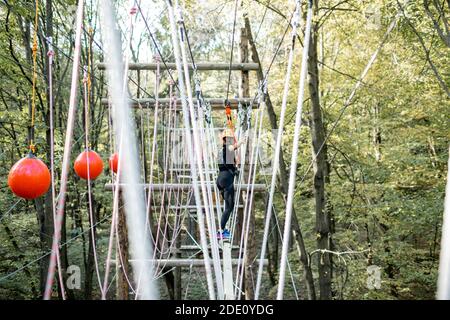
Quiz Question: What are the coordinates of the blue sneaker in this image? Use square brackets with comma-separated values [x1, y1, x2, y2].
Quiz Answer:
[222, 229, 231, 240]
[216, 229, 231, 240]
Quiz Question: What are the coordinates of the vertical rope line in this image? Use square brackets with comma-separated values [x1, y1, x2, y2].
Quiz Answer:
[176, 1, 226, 298]
[225, 0, 240, 103]
[166, 0, 216, 300]
[235, 90, 265, 297]
[44, 0, 85, 300]
[101, 95, 118, 299]
[277, 0, 313, 299]
[255, 0, 301, 299]
[46, 36, 66, 300]
[83, 64, 104, 297]
[30, 0, 40, 151]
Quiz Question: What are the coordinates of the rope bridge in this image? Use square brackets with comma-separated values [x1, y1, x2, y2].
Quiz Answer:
[2, 0, 408, 301]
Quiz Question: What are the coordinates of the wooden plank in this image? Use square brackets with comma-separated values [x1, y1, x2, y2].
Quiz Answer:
[97, 62, 260, 71]
[101, 97, 258, 109]
[105, 183, 266, 192]
[222, 243, 235, 300]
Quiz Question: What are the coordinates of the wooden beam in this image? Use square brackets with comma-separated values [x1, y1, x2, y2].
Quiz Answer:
[178, 245, 239, 251]
[97, 62, 260, 71]
[100, 97, 257, 109]
[223, 243, 235, 300]
[128, 259, 268, 267]
[168, 204, 244, 210]
[105, 183, 266, 192]
[240, 25, 256, 300]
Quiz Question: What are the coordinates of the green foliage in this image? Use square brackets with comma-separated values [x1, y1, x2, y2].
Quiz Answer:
[0, 0, 448, 300]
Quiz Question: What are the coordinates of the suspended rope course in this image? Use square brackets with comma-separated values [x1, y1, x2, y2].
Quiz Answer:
[3, 0, 440, 302]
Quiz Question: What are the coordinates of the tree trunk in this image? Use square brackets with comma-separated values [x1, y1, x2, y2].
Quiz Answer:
[244, 16, 316, 300]
[117, 195, 130, 300]
[84, 189, 98, 299]
[307, 0, 333, 300]
[36, 196, 53, 297]
[239, 26, 257, 300]
[372, 103, 382, 162]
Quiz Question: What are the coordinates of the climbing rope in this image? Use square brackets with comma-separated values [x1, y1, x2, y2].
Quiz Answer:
[45, 35, 67, 300]
[83, 28, 104, 296]
[166, 0, 217, 300]
[175, 0, 225, 299]
[255, 0, 301, 299]
[44, 0, 85, 300]
[225, 0, 240, 103]
[277, 0, 313, 299]
[234, 84, 266, 297]
[29, 0, 40, 153]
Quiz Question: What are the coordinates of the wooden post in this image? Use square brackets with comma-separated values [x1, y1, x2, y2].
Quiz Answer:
[239, 26, 257, 300]
[137, 70, 141, 99]
[117, 195, 130, 300]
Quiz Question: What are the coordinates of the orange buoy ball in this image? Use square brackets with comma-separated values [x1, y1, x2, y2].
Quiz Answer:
[8, 154, 51, 200]
[74, 149, 103, 180]
[108, 153, 119, 173]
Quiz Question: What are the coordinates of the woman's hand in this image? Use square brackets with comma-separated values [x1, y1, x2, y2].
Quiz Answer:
[234, 134, 248, 150]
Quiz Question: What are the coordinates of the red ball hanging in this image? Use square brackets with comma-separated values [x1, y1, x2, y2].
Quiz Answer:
[109, 153, 119, 173]
[74, 149, 103, 180]
[8, 154, 51, 200]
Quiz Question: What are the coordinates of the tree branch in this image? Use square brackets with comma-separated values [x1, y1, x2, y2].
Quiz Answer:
[397, 0, 450, 97]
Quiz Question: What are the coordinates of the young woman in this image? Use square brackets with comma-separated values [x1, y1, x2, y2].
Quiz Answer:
[216, 128, 246, 240]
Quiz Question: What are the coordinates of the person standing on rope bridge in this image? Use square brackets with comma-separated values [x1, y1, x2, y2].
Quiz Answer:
[216, 128, 247, 240]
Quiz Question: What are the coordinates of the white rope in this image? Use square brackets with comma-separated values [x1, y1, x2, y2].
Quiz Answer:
[43, 0, 84, 300]
[102, 1, 140, 298]
[166, 0, 216, 300]
[100, 0, 158, 300]
[151, 84, 186, 277]
[0, 199, 22, 223]
[256, 154, 300, 299]
[277, 0, 313, 300]
[437, 146, 450, 299]
[101, 129, 124, 299]
[235, 87, 266, 297]
[145, 54, 161, 245]
[83, 67, 104, 298]
[46, 36, 66, 300]
[255, 0, 301, 299]
[175, 1, 225, 299]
